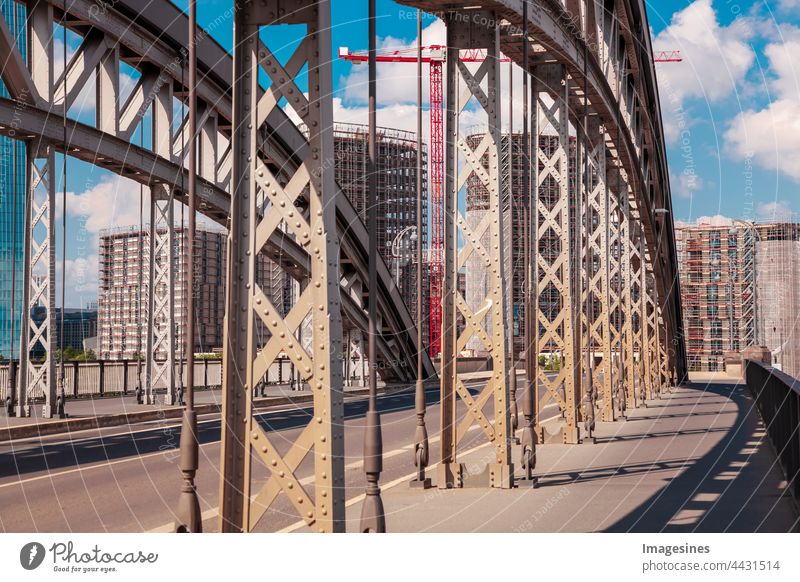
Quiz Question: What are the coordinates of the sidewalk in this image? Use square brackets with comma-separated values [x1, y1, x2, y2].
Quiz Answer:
[295, 378, 798, 532]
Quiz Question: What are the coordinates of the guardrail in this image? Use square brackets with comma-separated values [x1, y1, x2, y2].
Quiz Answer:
[744, 359, 800, 505]
[0, 358, 305, 401]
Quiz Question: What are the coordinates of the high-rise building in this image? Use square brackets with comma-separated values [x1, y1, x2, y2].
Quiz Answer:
[0, 0, 27, 361]
[331, 123, 429, 345]
[676, 220, 800, 378]
[465, 133, 576, 356]
[98, 226, 291, 360]
[30, 308, 98, 357]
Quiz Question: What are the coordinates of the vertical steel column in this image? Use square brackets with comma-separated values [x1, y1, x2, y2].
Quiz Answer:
[439, 9, 513, 488]
[18, 1, 56, 418]
[219, 0, 345, 533]
[532, 64, 580, 444]
[609, 169, 626, 417]
[620, 185, 636, 409]
[631, 224, 645, 405]
[585, 119, 613, 422]
[146, 77, 176, 406]
[439, 14, 459, 490]
[519, 0, 537, 480]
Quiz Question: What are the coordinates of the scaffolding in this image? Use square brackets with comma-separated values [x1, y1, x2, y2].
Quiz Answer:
[676, 219, 800, 377]
[754, 221, 800, 379]
[98, 225, 283, 360]
[331, 123, 429, 346]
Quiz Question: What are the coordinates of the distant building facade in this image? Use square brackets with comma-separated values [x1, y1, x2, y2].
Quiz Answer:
[30, 308, 98, 358]
[98, 226, 288, 360]
[676, 221, 800, 378]
[0, 0, 26, 361]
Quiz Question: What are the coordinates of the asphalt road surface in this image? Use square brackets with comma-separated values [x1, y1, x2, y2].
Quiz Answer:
[0, 379, 561, 532]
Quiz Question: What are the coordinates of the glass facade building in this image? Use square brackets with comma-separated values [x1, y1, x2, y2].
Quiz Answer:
[0, 0, 27, 360]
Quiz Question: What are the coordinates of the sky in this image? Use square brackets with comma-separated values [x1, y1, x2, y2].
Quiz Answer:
[43, 0, 800, 307]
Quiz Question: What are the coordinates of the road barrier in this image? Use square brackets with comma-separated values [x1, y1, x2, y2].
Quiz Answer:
[745, 359, 800, 505]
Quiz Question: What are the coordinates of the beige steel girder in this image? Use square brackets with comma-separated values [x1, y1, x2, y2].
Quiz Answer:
[219, 0, 345, 533]
[583, 119, 616, 422]
[631, 227, 646, 405]
[145, 193, 176, 405]
[438, 9, 513, 489]
[17, 1, 57, 418]
[619, 179, 638, 410]
[18, 148, 57, 417]
[145, 75, 176, 405]
[605, 165, 626, 420]
[532, 63, 581, 444]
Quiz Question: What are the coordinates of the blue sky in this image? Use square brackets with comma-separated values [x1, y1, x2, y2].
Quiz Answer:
[51, 0, 800, 306]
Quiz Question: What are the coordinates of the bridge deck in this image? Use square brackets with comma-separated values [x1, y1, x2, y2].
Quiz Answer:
[307, 378, 798, 532]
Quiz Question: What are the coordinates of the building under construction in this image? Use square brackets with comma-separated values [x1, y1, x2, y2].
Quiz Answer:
[465, 132, 576, 356]
[676, 220, 800, 378]
[98, 226, 289, 360]
[332, 123, 429, 345]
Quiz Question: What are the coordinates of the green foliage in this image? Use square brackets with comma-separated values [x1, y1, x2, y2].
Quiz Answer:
[55, 348, 97, 362]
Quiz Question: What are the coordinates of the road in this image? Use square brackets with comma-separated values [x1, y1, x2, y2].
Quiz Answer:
[0, 379, 560, 532]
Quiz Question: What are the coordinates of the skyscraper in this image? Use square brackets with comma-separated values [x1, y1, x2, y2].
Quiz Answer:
[0, 0, 27, 360]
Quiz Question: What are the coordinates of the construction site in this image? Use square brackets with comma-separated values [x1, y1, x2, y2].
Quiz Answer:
[465, 132, 577, 357]
[676, 220, 800, 379]
[98, 226, 291, 360]
[331, 123, 429, 347]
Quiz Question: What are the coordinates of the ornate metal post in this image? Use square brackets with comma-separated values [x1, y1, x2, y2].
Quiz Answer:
[410, 8, 431, 490]
[174, 0, 201, 533]
[360, 0, 386, 533]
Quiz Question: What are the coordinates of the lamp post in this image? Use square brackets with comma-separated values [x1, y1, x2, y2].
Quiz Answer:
[360, 0, 386, 533]
[410, 7, 431, 490]
[390, 226, 418, 283]
[173, 0, 201, 533]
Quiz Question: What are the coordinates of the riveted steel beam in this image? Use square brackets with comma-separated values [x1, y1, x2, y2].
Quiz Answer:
[439, 9, 513, 489]
[532, 63, 581, 444]
[145, 73, 176, 406]
[18, 1, 57, 418]
[219, 0, 345, 533]
[584, 118, 615, 422]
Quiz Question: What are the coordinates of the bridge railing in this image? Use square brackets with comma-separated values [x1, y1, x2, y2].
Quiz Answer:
[744, 359, 800, 505]
[0, 358, 301, 401]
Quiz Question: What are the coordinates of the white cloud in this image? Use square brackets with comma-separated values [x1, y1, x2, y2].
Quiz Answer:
[756, 200, 796, 222]
[339, 19, 446, 106]
[694, 214, 734, 227]
[671, 169, 704, 199]
[653, 0, 755, 106]
[724, 25, 800, 181]
[64, 175, 149, 239]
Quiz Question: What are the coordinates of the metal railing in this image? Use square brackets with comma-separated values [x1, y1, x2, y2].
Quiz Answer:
[0, 358, 301, 401]
[744, 359, 800, 504]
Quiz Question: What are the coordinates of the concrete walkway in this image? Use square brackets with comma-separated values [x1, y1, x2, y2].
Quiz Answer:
[309, 378, 798, 532]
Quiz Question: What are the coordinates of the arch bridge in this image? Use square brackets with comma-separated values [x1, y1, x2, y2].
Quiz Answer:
[0, 0, 685, 533]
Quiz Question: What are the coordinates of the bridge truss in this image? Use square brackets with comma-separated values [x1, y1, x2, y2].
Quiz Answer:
[0, 0, 685, 531]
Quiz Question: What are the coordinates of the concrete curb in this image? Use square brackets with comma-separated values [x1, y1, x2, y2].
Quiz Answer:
[0, 383, 429, 442]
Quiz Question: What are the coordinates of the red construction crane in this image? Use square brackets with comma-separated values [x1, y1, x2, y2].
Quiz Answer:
[339, 46, 680, 358]
[339, 45, 503, 357]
